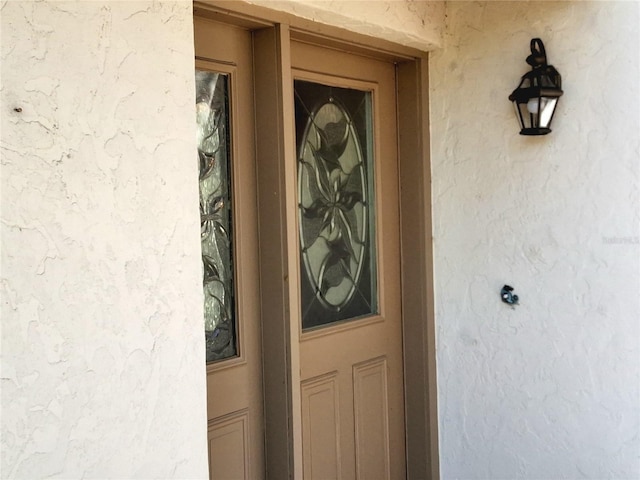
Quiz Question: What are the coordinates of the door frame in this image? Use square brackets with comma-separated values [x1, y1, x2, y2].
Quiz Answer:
[193, 2, 439, 478]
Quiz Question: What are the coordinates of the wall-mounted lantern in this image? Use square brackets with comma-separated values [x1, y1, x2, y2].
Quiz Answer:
[509, 38, 563, 135]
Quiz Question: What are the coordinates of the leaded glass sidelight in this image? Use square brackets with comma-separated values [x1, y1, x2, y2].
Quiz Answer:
[195, 70, 236, 362]
[295, 80, 378, 330]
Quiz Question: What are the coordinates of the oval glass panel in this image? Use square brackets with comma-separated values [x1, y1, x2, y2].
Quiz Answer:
[295, 80, 377, 330]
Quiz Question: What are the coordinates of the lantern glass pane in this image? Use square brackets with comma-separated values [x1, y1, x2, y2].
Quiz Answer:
[512, 101, 524, 129]
[539, 97, 558, 128]
[517, 101, 532, 129]
[512, 102, 523, 130]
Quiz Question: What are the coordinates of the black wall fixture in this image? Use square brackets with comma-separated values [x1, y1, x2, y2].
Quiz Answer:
[501, 285, 519, 306]
[509, 38, 563, 135]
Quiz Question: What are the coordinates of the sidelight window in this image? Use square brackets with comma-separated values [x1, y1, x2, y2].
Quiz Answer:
[195, 69, 237, 362]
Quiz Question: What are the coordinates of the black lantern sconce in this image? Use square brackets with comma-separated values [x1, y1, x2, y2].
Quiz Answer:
[509, 38, 563, 135]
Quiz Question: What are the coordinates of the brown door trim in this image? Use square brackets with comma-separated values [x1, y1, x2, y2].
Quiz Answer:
[398, 58, 440, 480]
[253, 24, 303, 479]
[194, 0, 425, 61]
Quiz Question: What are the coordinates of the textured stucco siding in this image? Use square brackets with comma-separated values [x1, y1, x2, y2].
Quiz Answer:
[430, 2, 640, 478]
[248, 0, 445, 50]
[1, 1, 208, 478]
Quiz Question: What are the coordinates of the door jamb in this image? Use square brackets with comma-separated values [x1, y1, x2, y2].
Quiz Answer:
[253, 24, 303, 480]
[193, 3, 439, 478]
[397, 59, 440, 480]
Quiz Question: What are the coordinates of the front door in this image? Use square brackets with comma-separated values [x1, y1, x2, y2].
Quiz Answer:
[194, 17, 264, 480]
[193, 8, 431, 477]
[292, 41, 406, 480]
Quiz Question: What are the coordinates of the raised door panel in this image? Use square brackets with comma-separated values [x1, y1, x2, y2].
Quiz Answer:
[353, 357, 390, 480]
[301, 372, 342, 480]
[208, 410, 250, 480]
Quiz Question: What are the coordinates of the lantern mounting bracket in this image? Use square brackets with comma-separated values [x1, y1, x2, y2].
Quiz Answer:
[526, 38, 547, 68]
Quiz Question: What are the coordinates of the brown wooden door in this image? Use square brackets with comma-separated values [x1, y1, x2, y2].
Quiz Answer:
[292, 41, 406, 480]
[194, 17, 264, 480]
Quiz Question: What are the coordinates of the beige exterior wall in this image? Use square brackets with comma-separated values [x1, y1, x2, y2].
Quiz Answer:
[247, 0, 445, 50]
[430, 2, 640, 478]
[1, 1, 207, 478]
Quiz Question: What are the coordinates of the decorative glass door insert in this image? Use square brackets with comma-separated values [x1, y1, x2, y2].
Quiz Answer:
[295, 80, 377, 330]
[196, 69, 236, 362]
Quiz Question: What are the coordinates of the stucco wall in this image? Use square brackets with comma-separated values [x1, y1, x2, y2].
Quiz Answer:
[249, 0, 445, 50]
[1, 1, 208, 478]
[430, 1, 640, 478]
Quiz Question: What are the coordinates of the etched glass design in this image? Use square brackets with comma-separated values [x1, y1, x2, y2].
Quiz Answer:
[195, 70, 236, 362]
[295, 80, 377, 330]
